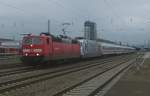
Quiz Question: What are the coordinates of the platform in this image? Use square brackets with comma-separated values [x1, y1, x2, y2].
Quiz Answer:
[105, 52, 150, 96]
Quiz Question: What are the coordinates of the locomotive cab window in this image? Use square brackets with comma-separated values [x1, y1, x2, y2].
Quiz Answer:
[23, 38, 32, 45]
[33, 37, 41, 45]
[23, 37, 42, 45]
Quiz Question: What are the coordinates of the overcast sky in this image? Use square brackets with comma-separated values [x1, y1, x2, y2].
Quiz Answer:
[0, 0, 150, 45]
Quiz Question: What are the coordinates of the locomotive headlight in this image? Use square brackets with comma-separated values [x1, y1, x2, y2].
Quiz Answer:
[33, 49, 42, 52]
[25, 53, 28, 56]
[36, 53, 40, 56]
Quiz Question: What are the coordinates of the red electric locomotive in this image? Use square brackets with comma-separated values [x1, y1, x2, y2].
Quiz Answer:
[21, 33, 80, 64]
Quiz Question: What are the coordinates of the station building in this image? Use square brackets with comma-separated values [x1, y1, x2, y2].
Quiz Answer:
[0, 38, 20, 55]
[84, 21, 97, 40]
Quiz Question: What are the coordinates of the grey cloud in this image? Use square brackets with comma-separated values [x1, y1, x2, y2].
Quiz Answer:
[0, 0, 150, 45]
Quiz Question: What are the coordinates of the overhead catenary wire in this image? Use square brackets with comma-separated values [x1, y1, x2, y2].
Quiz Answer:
[0, 1, 63, 23]
[103, 0, 128, 31]
[47, 0, 88, 21]
[0, 1, 24, 12]
[0, 1, 64, 35]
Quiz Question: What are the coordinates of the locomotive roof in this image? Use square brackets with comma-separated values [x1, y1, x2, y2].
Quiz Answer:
[23, 34, 79, 44]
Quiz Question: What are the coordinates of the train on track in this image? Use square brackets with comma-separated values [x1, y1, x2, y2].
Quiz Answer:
[20, 33, 135, 64]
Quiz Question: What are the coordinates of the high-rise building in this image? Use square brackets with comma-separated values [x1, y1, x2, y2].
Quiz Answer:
[84, 21, 97, 40]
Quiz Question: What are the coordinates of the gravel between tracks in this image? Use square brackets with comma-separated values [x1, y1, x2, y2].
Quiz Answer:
[62, 59, 134, 96]
[0, 55, 126, 82]
[0, 54, 138, 96]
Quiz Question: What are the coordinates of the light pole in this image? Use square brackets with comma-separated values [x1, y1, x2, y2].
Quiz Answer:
[48, 19, 50, 34]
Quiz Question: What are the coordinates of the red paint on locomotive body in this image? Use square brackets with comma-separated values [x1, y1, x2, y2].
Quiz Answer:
[52, 42, 80, 60]
[21, 33, 80, 64]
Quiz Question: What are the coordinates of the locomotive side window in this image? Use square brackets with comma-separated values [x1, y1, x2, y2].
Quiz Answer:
[46, 38, 49, 44]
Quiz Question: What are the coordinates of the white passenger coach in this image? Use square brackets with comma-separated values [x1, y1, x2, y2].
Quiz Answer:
[77, 39, 135, 58]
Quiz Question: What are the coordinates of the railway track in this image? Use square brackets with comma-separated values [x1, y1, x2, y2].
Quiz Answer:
[0, 59, 116, 93]
[0, 66, 35, 77]
[60, 59, 134, 96]
[0, 54, 138, 96]
[0, 63, 24, 70]
[0, 56, 21, 68]
[0, 55, 126, 77]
